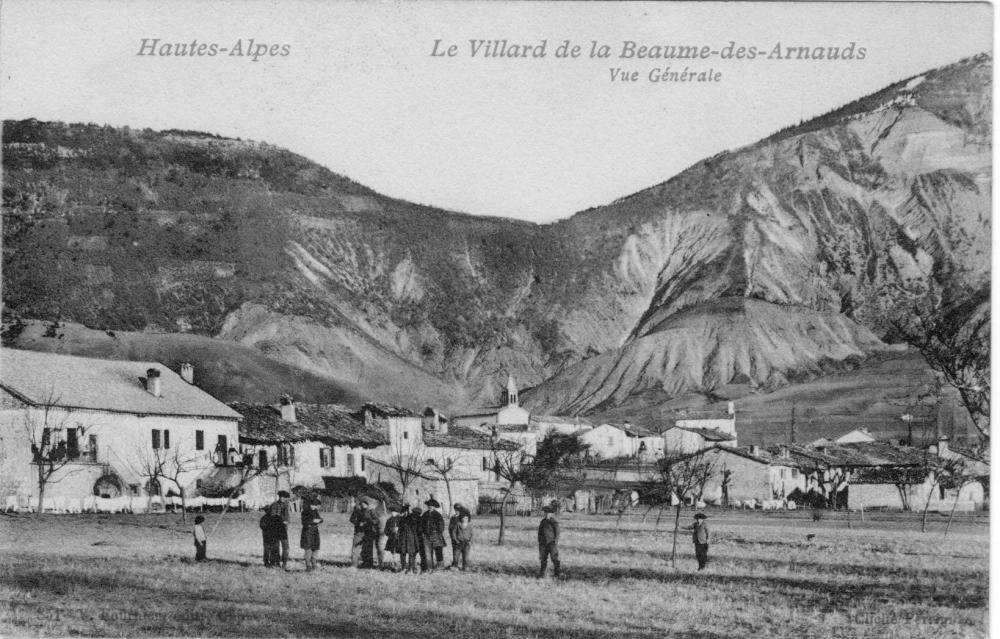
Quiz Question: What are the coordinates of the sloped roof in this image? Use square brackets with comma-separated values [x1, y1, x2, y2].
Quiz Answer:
[363, 403, 419, 418]
[0, 348, 239, 420]
[530, 415, 594, 427]
[667, 425, 736, 442]
[788, 441, 932, 469]
[851, 466, 930, 485]
[425, 425, 521, 451]
[231, 402, 386, 448]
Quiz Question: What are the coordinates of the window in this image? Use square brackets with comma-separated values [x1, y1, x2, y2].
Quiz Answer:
[258, 449, 268, 469]
[346, 452, 354, 472]
[88, 434, 98, 463]
[216, 435, 228, 463]
[277, 443, 295, 467]
[361, 456, 365, 471]
[482, 457, 488, 471]
[403, 431, 409, 440]
[607, 436, 614, 445]
[320, 448, 332, 468]
[66, 427, 79, 459]
[163, 430, 170, 449]
[195, 430, 204, 451]
[791, 469, 799, 479]
[152, 429, 161, 450]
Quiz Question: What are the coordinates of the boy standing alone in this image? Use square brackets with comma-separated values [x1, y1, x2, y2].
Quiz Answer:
[690, 512, 710, 570]
[537, 505, 560, 578]
[193, 515, 207, 561]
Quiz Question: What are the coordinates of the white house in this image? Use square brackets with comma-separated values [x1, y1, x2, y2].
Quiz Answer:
[662, 425, 737, 455]
[0, 349, 240, 511]
[578, 424, 640, 459]
[663, 402, 738, 454]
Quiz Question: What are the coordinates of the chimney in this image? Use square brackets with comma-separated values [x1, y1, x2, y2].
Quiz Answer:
[145, 368, 162, 398]
[727, 401, 735, 416]
[279, 394, 296, 423]
[779, 445, 789, 459]
[179, 362, 194, 384]
[936, 436, 949, 457]
[749, 444, 760, 456]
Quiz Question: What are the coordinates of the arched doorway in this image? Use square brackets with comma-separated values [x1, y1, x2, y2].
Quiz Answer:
[93, 474, 123, 498]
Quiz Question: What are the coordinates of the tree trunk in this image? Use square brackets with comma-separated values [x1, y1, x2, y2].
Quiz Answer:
[443, 476, 453, 519]
[920, 482, 938, 533]
[178, 486, 188, 524]
[497, 491, 511, 545]
[36, 467, 47, 519]
[944, 482, 967, 538]
[669, 504, 682, 569]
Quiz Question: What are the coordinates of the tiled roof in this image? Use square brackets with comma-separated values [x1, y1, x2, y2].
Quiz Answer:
[530, 415, 594, 427]
[851, 466, 930, 485]
[669, 426, 736, 441]
[363, 403, 419, 418]
[788, 441, 932, 469]
[424, 425, 521, 451]
[0, 348, 240, 420]
[231, 402, 386, 448]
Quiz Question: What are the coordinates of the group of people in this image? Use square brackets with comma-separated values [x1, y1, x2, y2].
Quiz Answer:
[192, 490, 711, 575]
[350, 497, 475, 573]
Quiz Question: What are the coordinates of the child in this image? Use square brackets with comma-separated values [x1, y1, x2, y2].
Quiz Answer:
[689, 512, 710, 570]
[193, 515, 207, 561]
[453, 512, 473, 571]
[383, 505, 401, 571]
[537, 505, 560, 578]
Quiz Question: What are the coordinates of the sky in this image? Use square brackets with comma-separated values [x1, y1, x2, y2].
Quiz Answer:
[0, 1, 993, 223]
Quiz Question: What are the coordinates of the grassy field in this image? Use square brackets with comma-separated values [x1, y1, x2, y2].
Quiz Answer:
[0, 508, 988, 638]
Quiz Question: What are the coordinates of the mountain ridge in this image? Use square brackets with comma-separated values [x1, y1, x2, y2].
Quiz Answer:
[2, 53, 990, 441]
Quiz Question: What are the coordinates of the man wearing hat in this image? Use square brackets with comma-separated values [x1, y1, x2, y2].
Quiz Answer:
[421, 499, 446, 572]
[537, 504, 560, 578]
[267, 490, 292, 570]
[690, 512, 710, 570]
[350, 497, 378, 568]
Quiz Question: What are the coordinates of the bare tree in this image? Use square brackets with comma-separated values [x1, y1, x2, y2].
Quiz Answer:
[426, 455, 461, 517]
[886, 281, 989, 447]
[22, 395, 91, 518]
[489, 442, 531, 546]
[919, 455, 968, 533]
[641, 447, 716, 568]
[378, 432, 427, 503]
[161, 444, 202, 523]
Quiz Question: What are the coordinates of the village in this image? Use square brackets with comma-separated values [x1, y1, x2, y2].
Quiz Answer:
[0, 348, 988, 519]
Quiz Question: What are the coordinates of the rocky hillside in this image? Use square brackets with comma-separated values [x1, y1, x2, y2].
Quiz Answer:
[2, 54, 990, 440]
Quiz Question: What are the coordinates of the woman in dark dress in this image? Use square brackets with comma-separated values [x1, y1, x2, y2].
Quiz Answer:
[300, 496, 323, 572]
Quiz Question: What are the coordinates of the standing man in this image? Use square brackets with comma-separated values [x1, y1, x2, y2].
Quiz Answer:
[447, 503, 468, 569]
[267, 490, 292, 570]
[350, 498, 371, 568]
[421, 499, 446, 572]
[537, 504, 560, 578]
[690, 512, 710, 570]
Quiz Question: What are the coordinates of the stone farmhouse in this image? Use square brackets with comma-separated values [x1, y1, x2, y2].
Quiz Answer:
[227, 397, 386, 507]
[662, 402, 738, 454]
[0, 349, 240, 512]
